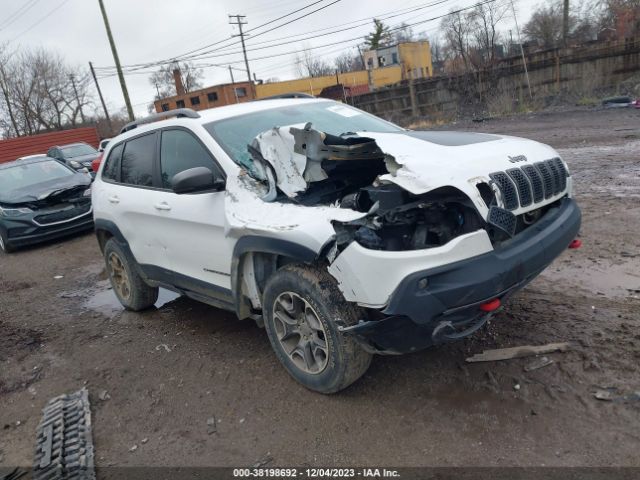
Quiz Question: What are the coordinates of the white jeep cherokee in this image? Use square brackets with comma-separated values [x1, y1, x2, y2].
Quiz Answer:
[93, 98, 581, 393]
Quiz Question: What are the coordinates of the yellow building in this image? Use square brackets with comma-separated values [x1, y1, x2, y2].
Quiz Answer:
[255, 68, 407, 98]
[255, 41, 432, 99]
[363, 41, 433, 79]
[153, 42, 433, 106]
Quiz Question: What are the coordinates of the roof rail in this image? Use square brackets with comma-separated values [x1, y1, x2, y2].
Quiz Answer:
[120, 108, 201, 134]
[257, 92, 315, 101]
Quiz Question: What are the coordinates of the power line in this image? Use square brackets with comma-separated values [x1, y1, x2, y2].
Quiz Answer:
[0, 0, 42, 31]
[196, 0, 452, 58]
[134, 0, 452, 64]
[99, 0, 503, 79]
[96, 0, 456, 74]
[96, 0, 337, 73]
[10, 0, 71, 40]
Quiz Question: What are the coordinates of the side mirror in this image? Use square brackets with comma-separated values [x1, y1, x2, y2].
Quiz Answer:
[171, 167, 224, 194]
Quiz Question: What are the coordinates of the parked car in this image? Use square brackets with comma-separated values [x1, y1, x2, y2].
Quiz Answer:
[47, 142, 100, 176]
[0, 156, 93, 253]
[98, 138, 111, 152]
[91, 154, 103, 174]
[92, 99, 581, 393]
[16, 154, 47, 161]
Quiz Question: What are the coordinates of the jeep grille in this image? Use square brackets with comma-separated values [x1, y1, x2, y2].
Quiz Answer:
[490, 158, 569, 211]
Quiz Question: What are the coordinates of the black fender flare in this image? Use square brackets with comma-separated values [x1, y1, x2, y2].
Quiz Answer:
[231, 236, 321, 319]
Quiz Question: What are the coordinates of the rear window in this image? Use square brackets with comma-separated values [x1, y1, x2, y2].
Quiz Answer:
[0, 160, 73, 192]
[121, 134, 156, 187]
[61, 144, 97, 158]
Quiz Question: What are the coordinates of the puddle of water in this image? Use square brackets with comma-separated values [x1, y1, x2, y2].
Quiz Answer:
[84, 287, 181, 317]
[542, 258, 640, 298]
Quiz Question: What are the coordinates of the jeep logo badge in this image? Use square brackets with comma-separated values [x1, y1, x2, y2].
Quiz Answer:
[508, 155, 527, 163]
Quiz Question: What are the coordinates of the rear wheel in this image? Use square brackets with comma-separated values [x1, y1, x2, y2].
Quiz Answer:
[263, 264, 372, 394]
[104, 238, 158, 311]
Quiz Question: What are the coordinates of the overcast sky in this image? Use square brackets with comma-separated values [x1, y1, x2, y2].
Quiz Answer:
[0, 0, 537, 118]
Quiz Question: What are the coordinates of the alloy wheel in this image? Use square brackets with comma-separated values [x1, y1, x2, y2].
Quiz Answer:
[107, 252, 131, 301]
[272, 291, 329, 374]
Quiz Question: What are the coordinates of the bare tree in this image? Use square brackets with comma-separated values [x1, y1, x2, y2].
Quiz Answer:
[469, 2, 510, 66]
[523, 2, 570, 48]
[0, 43, 20, 138]
[441, 9, 473, 72]
[393, 22, 415, 43]
[0, 45, 94, 138]
[592, 0, 640, 38]
[294, 48, 333, 77]
[149, 61, 204, 99]
[334, 51, 364, 73]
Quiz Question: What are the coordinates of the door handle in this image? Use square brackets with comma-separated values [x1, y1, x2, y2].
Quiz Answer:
[108, 196, 120, 204]
[154, 202, 171, 211]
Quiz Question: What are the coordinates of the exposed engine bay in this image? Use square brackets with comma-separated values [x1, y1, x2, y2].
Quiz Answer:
[245, 122, 568, 252]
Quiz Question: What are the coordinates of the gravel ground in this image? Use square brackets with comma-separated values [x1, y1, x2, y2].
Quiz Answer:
[1, 107, 639, 469]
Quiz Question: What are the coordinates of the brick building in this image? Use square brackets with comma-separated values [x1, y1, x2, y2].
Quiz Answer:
[153, 69, 255, 113]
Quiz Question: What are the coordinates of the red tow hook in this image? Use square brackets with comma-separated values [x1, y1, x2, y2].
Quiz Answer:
[479, 298, 501, 312]
[568, 238, 582, 249]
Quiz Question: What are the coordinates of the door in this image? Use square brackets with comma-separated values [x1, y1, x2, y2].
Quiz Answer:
[153, 128, 232, 290]
[98, 132, 175, 272]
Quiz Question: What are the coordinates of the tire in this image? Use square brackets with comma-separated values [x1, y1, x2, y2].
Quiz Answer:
[0, 229, 14, 253]
[103, 238, 158, 311]
[263, 264, 372, 394]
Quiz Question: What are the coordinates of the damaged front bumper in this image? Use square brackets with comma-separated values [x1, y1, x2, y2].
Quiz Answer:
[340, 197, 581, 354]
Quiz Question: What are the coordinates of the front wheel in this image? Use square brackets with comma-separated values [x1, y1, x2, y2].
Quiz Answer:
[263, 264, 372, 394]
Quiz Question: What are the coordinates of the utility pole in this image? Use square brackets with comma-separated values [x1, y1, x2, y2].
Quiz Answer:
[229, 14, 252, 83]
[89, 61, 113, 133]
[510, 0, 532, 99]
[154, 82, 161, 98]
[228, 66, 239, 103]
[97, 0, 134, 121]
[562, 0, 570, 46]
[69, 74, 86, 124]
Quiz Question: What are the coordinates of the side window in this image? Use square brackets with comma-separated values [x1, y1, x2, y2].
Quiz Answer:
[160, 129, 220, 189]
[121, 133, 156, 187]
[102, 143, 123, 181]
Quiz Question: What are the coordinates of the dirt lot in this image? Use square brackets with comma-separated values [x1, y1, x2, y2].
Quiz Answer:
[1, 107, 639, 469]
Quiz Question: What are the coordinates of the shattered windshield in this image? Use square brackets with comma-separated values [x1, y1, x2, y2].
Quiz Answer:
[204, 101, 402, 173]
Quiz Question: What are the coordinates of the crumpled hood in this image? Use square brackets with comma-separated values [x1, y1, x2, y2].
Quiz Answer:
[361, 130, 565, 216]
[247, 124, 570, 220]
[0, 173, 90, 205]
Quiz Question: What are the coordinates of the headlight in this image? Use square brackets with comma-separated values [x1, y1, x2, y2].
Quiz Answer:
[83, 187, 92, 197]
[0, 206, 32, 217]
[70, 160, 81, 168]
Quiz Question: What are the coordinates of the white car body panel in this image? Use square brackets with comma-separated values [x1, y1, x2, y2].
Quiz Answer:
[327, 229, 494, 308]
[364, 132, 570, 218]
[93, 98, 573, 312]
